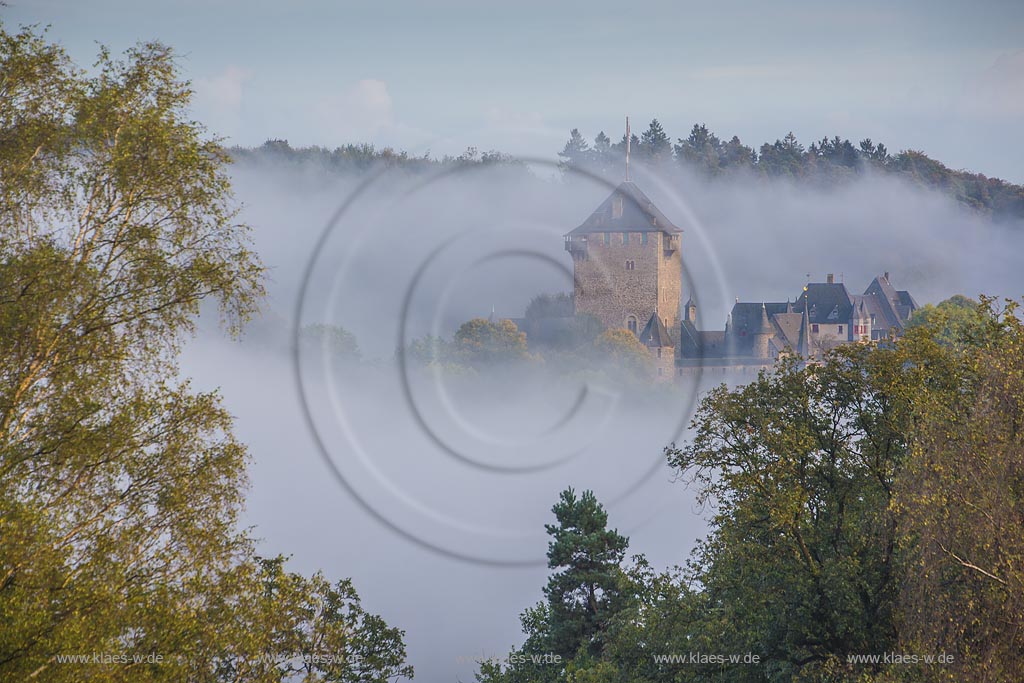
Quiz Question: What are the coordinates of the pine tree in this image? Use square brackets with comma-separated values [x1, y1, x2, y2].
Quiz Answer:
[638, 118, 671, 163]
[542, 488, 630, 660]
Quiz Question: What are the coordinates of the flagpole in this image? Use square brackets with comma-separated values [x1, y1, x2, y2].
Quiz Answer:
[625, 115, 631, 181]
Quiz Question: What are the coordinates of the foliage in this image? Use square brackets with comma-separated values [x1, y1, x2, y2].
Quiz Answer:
[664, 345, 923, 681]
[525, 293, 574, 320]
[502, 301, 1024, 683]
[453, 318, 533, 366]
[590, 328, 654, 380]
[0, 24, 411, 682]
[894, 300, 1024, 682]
[905, 294, 989, 347]
[550, 123, 1024, 220]
[476, 489, 631, 683]
[300, 323, 362, 361]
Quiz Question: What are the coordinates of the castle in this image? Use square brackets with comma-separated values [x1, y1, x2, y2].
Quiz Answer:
[564, 179, 919, 379]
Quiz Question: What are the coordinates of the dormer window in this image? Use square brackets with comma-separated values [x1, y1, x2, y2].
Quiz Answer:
[827, 305, 839, 321]
[612, 196, 623, 219]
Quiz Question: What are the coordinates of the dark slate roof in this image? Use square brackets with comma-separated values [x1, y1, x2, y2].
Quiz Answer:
[639, 312, 673, 347]
[859, 291, 893, 330]
[679, 321, 728, 358]
[796, 283, 854, 324]
[729, 302, 790, 336]
[863, 275, 918, 331]
[567, 181, 682, 236]
[771, 312, 804, 350]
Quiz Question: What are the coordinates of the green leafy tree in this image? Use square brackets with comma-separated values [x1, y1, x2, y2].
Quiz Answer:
[591, 328, 654, 380]
[906, 294, 988, 347]
[525, 293, 574, 320]
[895, 300, 1024, 682]
[663, 341, 953, 681]
[453, 317, 532, 366]
[0, 25, 411, 682]
[300, 323, 362, 361]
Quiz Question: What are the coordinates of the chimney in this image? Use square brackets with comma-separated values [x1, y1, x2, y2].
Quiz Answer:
[884, 271, 890, 282]
[826, 273, 834, 284]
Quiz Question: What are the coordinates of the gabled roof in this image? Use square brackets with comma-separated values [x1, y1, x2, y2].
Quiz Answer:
[771, 312, 804, 350]
[729, 302, 790, 336]
[567, 181, 682, 236]
[639, 312, 673, 348]
[797, 283, 854, 324]
[679, 320, 727, 359]
[864, 275, 919, 331]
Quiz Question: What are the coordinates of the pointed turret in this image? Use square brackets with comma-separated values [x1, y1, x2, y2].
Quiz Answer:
[755, 302, 773, 335]
[798, 298, 812, 358]
[752, 303, 774, 359]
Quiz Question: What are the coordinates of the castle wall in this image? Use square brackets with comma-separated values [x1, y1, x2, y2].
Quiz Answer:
[658, 234, 682, 332]
[651, 344, 675, 381]
[572, 231, 681, 333]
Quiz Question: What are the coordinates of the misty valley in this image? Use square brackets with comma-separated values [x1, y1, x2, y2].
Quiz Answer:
[3, 11, 1024, 683]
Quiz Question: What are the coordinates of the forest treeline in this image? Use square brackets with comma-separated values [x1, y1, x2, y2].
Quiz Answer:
[231, 119, 1024, 221]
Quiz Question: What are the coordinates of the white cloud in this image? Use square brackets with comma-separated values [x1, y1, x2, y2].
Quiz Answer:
[315, 78, 396, 142]
[962, 49, 1024, 117]
[193, 65, 252, 139]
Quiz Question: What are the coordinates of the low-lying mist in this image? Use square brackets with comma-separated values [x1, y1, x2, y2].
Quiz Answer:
[180, 154, 1024, 682]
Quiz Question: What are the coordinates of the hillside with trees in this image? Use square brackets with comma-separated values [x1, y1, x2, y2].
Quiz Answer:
[231, 120, 1024, 222]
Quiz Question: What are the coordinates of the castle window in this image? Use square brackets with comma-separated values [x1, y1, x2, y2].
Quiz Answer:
[838, 325, 843, 334]
[625, 260, 635, 270]
[642, 232, 648, 245]
[604, 232, 611, 245]
[657, 348, 662, 358]
[812, 324, 819, 333]
[612, 196, 623, 218]
[627, 316, 637, 334]
[622, 232, 628, 244]
[658, 367, 663, 376]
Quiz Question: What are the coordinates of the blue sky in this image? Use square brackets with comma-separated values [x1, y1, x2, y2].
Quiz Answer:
[7, 0, 1024, 181]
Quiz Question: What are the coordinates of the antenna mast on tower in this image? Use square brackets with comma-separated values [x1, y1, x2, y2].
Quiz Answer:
[625, 115, 631, 181]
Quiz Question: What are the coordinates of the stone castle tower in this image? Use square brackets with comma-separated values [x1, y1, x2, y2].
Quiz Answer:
[564, 181, 683, 336]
